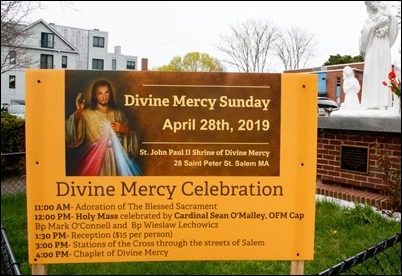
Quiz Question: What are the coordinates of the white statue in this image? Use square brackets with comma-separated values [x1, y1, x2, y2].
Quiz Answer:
[359, 1, 398, 109]
[340, 66, 361, 111]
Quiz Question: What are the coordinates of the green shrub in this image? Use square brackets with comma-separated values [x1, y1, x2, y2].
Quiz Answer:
[1, 113, 25, 175]
[344, 203, 384, 225]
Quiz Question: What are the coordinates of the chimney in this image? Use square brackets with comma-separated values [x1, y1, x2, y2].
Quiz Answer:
[114, 46, 121, 55]
[141, 58, 148, 71]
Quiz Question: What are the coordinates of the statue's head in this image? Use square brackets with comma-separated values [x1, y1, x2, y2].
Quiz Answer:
[343, 66, 354, 79]
[365, 1, 385, 13]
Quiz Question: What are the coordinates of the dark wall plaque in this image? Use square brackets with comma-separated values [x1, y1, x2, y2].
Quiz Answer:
[340, 145, 369, 174]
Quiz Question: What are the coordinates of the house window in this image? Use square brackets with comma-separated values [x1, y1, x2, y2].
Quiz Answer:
[9, 51, 16, 64]
[336, 77, 341, 86]
[62, 56, 68, 68]
[93, 36, 105, 48]
[112, 59, 117, 70]
[9, 75, 16, 89]
[92, 59, 104, 70]
[41, 33, 54, 48]
[126, 61, 136, 70]
[40, 54, 54, 69]
[336, 77, 341, 99]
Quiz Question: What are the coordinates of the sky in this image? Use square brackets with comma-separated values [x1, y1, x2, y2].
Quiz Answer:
[27, 1, 401, 72]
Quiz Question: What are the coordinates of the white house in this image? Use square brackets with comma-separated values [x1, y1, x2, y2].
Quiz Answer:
[1, 19, 138, 105]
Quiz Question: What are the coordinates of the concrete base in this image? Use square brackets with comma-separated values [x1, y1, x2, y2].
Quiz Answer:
[318, 116, 401, 133]
[331, 109, 400, 119]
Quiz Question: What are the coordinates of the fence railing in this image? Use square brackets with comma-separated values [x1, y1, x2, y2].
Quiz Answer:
[1, 223, 21, 275]
[1, 152, 26, 195]
[316, 232, 401, 275]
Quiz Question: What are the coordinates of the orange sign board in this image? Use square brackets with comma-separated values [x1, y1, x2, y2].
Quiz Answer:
[25, 70, 317, 264]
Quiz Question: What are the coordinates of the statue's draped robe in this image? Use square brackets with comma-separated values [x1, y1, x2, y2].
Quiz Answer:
[359, 10, 398, 109]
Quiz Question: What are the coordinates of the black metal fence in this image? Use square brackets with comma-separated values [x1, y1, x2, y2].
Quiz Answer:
[1, 153, 26, 196]
[1, 223, 21, 275]
[0, 152, 25, 179]
[1, 153, 26, 275]
[316, 233, 401, 275]
[1, 175, 26, 195]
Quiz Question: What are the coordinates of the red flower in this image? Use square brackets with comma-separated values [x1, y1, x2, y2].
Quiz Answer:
[388, 66, 396, 79]
[382, 65, 401, 98]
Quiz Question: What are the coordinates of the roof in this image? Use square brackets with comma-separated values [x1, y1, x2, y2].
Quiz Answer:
[24, 19, 79, 53]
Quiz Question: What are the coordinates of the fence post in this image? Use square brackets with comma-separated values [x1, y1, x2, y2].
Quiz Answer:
[31, 264, 47, 275]
[290, 260, 304, 275]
